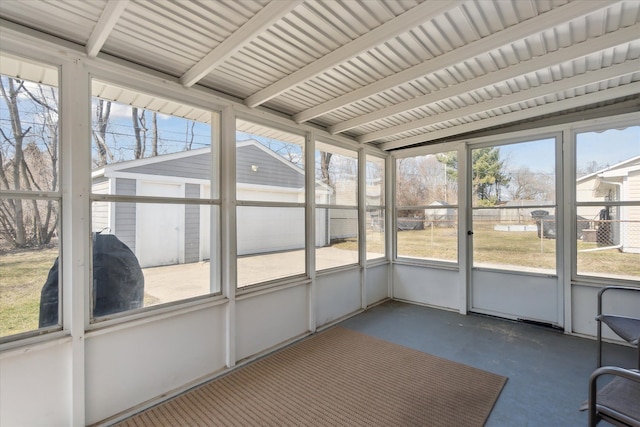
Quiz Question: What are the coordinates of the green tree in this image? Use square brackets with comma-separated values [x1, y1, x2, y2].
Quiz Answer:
[437, 147, 510, 206]
[473, 147, 509, 204]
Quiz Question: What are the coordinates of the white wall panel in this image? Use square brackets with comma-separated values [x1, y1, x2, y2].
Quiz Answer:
[85, 307, 225, 424]
[366, 264, 389, 306]
[316, 269, 361, 327]
[393, 265, 459, 310]
[0, 339, 72, 427]
[235, 285, 309, 361]
[572, 284, 640, 341]
[472, 270, 558, 324]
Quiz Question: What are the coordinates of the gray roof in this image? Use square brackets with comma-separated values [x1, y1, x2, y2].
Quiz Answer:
[236, 143, 304, 188]
[99, 140, 305, 189]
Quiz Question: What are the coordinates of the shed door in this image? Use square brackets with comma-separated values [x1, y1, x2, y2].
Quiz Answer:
[136, 181, 183, 268]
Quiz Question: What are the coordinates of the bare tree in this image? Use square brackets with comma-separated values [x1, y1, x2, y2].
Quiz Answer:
[506, 166, 554, 202]
[151, 112, 158, 156]
[132, 107, 144, 159]
[577, 160, 606, 178]
[0, 77, 59, 248]
[185, 120, 195, 151]
[0, 78, 28, 246]
[396, 155, 452, 209]
[252, 136, 304, 168]
[93, 99, 113, 167]
[320, 151, 333, 190]
[395, 158, 430, 220]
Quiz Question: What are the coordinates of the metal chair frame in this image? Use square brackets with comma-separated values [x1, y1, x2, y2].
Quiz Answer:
[596, 286, 640, 369]
[588, 366, 640, 427]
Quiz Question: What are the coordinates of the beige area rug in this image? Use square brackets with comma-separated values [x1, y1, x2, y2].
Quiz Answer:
[115, 327, 507, 427]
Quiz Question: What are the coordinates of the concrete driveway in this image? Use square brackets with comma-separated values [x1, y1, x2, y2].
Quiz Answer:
[142, 247, 370, 305]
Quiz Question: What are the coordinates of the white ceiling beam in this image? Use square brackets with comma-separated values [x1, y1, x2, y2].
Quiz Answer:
[359, 59, 640, 143]
[293, 0, 619, 124]
[244, 0, 463, 108]
[86, 0, 129, 58]
[181, 0, 302, 88]
[379, 81, 640, 151]
[330, 23, 640, 135]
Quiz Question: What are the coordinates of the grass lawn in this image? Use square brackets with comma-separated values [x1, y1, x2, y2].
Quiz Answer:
[0, 247, 58, 337]
[362, 225, 638, 276]
[0, 247, 165, 338]
[2, 228, 638, 338]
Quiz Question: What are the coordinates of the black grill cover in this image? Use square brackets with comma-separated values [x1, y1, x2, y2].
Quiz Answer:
[39, 233, 145, 327]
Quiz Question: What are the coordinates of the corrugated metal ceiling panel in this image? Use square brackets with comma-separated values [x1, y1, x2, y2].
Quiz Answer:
[351, 43, 640, 141]
[0, 0, 103, 44]
[0, 53, 58, 86]
[101, 1, 267, 78]
[298, 2, 624, 117]
[200, 0, 421, 100]
[1, 0, 638, 150]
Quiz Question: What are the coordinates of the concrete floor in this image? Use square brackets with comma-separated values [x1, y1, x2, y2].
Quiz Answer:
[140, 259, 635, 426]
[340, 300, 636, 427]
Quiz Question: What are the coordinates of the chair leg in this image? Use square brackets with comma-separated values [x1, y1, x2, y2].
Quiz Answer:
[597, 318, 603, 368]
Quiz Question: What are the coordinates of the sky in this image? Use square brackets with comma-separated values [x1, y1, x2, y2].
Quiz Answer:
[107, 108, 637, 177]
[498, 126, 639, 173]
[498, 138, 555, 173]
[575, 126, 640, 170]
[5, 78, 638, 176]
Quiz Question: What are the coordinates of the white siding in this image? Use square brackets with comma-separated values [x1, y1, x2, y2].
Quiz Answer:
[623, 170, 640, 253]
[92, 177, 111, 233]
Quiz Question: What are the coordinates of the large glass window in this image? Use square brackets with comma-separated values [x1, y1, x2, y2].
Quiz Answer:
[315, 141, 358, 270]
[395, 151, 458, 263]
[366, 155, 385, 261]
[90, 80, 220, 320]
[471, 139, 556, 273]
[236, 119, 306, 287]
[575, 126, 639, 281]
[0, 58, 60, 339]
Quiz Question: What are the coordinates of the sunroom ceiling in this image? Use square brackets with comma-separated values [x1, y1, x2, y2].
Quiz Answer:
[0, 0, 638, 151]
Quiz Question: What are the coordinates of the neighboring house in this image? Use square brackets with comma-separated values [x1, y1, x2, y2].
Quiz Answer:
[576, 156, 640, 253]
[92, 140, 333, 268]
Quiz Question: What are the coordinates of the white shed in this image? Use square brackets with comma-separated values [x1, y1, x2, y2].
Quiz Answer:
[92, 140, 332, 267]
[425, 201, 455, 228]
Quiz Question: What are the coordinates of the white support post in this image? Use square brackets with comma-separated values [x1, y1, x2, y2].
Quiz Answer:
[386, 155, 394, 298]
[220, 106, 237, 368]
[60, 57, 91, 427]
[458, 142, 470, 315]
[358, 148, 367, 309]
[561, 128, 572, 333]
[306, 131, 317, 332]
